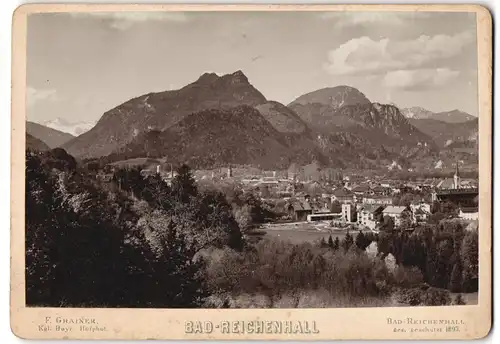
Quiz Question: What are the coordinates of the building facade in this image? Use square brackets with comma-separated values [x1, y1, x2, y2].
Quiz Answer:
[459, 207, 479, 221]
[341, 203, 356, 223]
[357, 205, 384, 230]
[382, 206, 411, 227]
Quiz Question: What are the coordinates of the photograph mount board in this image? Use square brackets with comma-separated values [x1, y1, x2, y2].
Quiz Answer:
[11, 3, 492, 340]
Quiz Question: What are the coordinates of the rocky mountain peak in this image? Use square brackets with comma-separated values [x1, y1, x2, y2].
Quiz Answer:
[192, 70, 252, 88]
[196, 72, 219, 84]
[288, 85, 371, 109]
[222, 70, 250, 85]
[62, 70, 267, 158]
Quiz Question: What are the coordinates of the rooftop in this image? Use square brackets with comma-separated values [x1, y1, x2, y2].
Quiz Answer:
[352, 184, 371, 193]
[289, 200, 312, 211]
[383, 206, 408, 214]
[333, 188, 353, 197]
[460, 207, 479, 213]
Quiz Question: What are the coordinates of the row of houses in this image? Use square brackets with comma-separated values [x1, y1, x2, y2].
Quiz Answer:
[286, 198, 429, 230]
[287, 196, 477, 231]
[342, 203, 418, 230]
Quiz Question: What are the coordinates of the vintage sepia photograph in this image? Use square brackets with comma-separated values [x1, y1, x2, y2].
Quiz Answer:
[11, 4, 492, 340]
[24, 9, 481, 309]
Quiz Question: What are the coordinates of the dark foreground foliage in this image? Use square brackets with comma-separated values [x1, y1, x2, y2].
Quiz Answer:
[26, 150, 239, 307]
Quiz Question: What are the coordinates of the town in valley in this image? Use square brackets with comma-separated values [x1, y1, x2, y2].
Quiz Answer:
[94, 159, 479, 242]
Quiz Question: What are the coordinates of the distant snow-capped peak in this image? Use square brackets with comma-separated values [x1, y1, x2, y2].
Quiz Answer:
[401, 106, 434, 119]
[43, 118, 97, 136]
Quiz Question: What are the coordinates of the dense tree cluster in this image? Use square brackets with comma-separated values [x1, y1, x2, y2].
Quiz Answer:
[198, 179, 276, 233]
[205, 230, 459, 308]
[376, 221, 478, 293]
[205, 239, 391, 307]
[26, 150, 241, 307]
[428, 201, 460, 224]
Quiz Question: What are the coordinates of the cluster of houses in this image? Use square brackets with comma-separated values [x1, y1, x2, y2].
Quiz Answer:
[284, 166, 479, 231]
[287, 193, 477, 232]
[284, 184, 429, 228]
[97, 161, 479, 229]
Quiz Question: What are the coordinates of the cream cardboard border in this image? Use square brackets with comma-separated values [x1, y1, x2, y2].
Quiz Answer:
[10, 4, 492, 340]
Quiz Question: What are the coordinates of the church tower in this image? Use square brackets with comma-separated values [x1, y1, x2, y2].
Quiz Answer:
[454, 161, 460, 189]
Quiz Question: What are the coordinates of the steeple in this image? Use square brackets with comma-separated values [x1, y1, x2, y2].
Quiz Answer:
[454, 161, 460, 189]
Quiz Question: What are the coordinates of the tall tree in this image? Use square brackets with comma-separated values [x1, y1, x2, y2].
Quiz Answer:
[327, 235, 334, 249]
[171, 164, 197, 203]
[141, 174, 172, 210]
[159, 220, 208, 306]
[333, 236, 340, 251]
[320, 237, 327, 248]
[355, 231, 372, 250]
[342, 232, 354, 252]
[449, 259, 463, 292]
[461, 230, 479, 292]
[380, 215, 395, 232]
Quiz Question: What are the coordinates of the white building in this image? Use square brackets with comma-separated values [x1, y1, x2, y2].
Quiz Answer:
[410, 201, 431, 223]
[357, 205, 384, 230]
[363, 195, 393, 205]
[341, 203, 356, 223]
[459, 207, 479, 221]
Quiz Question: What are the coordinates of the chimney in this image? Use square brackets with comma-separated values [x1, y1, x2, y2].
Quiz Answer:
[156, 165, 160, 174]
[273, 171, 276, 178]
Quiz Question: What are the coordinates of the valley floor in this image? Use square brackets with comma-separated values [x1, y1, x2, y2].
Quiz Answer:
[248, 221, 372, 245]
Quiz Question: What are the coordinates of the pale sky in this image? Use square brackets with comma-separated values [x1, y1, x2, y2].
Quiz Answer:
[27, 11, 478, 123]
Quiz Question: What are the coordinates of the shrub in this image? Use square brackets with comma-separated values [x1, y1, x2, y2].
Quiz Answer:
[392, 266, 424, 288]
[396, 285, 452, 306]
[453, 294, 466, 305]
[207, 236, 393, 306]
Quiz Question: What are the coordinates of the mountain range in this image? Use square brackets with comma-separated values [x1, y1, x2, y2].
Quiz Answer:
[26, 121, 74, 148]
[409, 118, 478, 148]
[27, 70, 478, 171]
[103, 106, 325, 170]
[62, 71, 268, 158]
[26, 133, 50, 152]
[401, 107, 476, 123]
